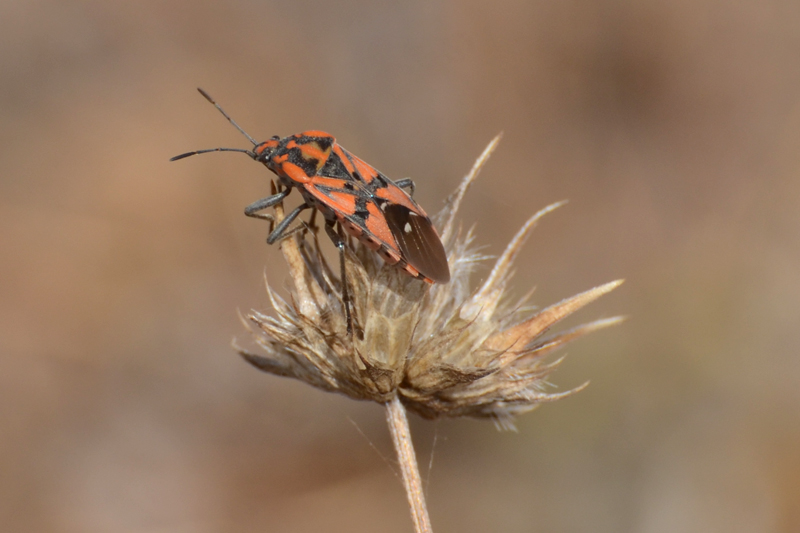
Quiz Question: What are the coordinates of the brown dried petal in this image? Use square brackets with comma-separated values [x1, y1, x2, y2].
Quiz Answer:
[485, 280, 625, 354]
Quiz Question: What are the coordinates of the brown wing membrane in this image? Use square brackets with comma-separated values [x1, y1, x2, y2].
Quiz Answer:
[383, 204, 450, 283]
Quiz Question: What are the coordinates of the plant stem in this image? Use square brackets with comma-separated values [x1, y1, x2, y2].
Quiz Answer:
[386, 395, 433, 533]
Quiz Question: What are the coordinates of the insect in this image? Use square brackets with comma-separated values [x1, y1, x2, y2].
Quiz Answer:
[171, 88, 450, 334]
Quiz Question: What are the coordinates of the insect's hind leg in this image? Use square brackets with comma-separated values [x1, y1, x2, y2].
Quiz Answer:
[324, 220, 353, 337]
[394, 178, 415, 197]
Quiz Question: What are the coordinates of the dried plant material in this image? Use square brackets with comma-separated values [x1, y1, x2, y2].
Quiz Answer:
[386, 396, 432, 533]
[238, 133, 624, 430]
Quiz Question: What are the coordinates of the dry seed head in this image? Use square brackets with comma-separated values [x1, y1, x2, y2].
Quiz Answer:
[238, 134, 624, 429]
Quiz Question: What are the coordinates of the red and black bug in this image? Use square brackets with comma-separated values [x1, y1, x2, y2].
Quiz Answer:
[171, 88, 450, 333]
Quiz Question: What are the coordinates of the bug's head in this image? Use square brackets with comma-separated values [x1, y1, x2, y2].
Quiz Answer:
[253, 136, 282, 165]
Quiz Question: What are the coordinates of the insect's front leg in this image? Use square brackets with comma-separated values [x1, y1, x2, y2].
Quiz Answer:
[244, 187, 292, 221]
[324, 220, 353, 337]
[394, 178, 416, 197]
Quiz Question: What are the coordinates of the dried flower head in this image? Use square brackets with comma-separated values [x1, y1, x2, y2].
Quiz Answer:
[238, 135, 623, 430]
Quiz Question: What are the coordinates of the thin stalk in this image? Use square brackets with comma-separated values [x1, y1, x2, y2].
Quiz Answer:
[386, 395, 433, 533]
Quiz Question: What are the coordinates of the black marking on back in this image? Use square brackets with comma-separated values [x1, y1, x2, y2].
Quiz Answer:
[354, 197, 370, 220]
[370, 173, 389, 190]
[288, 148, 319, 177]
[299, 134, 334, 152]
[338, 149, 366, 184]
[319, 151, 355, 181]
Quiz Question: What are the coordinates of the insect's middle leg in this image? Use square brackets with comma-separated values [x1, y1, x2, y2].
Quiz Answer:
[324, 220, 353, 336]
[266, 203, 311, 244]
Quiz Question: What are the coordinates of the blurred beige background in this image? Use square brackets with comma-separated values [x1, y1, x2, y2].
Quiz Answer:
[2, 1, 799, 532]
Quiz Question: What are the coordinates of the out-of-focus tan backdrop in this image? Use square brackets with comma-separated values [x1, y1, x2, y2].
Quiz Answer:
[2, 1, 798, 532]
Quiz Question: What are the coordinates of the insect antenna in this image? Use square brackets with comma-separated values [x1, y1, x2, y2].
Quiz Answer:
[197, 87, 259, 146]
[169, 147, 255, 161]
[170, 88, 263, 162]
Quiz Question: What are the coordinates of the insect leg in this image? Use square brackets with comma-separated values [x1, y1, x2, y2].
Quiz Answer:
[266, 203, 311, 244]
[244, 187, 292, 221]
[324, 220, 353, 336]
[306, 207, 319, 233]
[394, 178, 415, 197]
